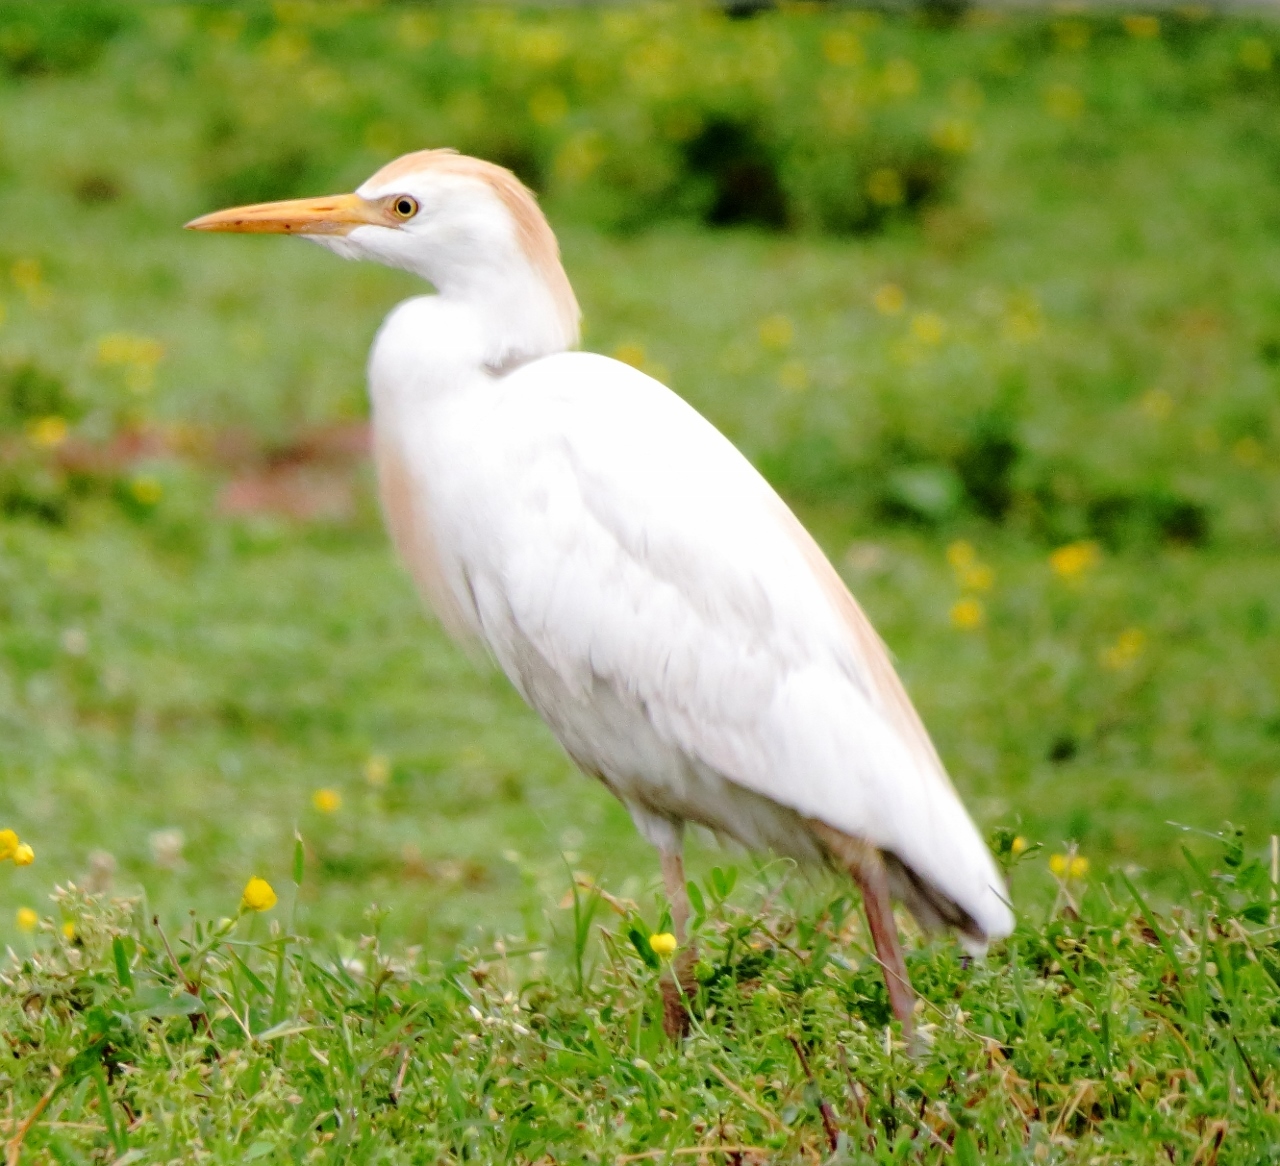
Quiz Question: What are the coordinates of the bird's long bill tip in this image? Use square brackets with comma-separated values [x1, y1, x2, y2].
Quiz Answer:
[184, 192, 384, 235]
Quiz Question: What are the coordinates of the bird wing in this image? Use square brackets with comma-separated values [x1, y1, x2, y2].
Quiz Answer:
[436, 352, 1012, 942]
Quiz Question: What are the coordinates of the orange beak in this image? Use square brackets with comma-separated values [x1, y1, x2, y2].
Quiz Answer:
[185, 192, 394, 235]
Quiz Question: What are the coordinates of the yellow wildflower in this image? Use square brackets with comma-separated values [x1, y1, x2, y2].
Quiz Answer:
[27, 416, 68, 448]
[649, 932, 677, 958]
[963, 563, 994, 592]
[364, 754, 391, 787]
[1003, 292, 1044, 343]
[1011, 836, 1027, 857]
[0, 829, 17, 861]
[873, 283, 905, 315]
[613, 342, 645, 368]
[1118, 627, 1145, 654]
[758, 314, 794, 350]
[555, 131, 606, 185]
[1139, 388, 1173, 420]
[1232, 437, 1263, 467]
[1122, 14, 1160, 39]
[867, 168, 904, 207]
[777, 360, 808, 394]
[12, 257, 41, 290]
[312, 788, 342, 814]
[516, 27, 566, 66]
[13, 843, 34, 867]
[97, 333, 164, 395]
[242, 877, 278, 912]
[1101, 628, 1145, 670]
[1050, 852, 1089, 879]
[12, 258, 49, 305]
[1240, 38, 1272, 72]
[947, 540, 976, 570]
[947, 541, 994, 591]
[931, 117, 974, 154]
[911, 312, 946, 346]
[822, 30, 863, 67]
[97, 333, 165, 368]
[129, 476, 163, 505]
[62, 921, 76, 940]
[950, 597, 984, 630]
[1052, 20, 1091, 52]
[1049, 540, 1101, 581]
[16, 907, 38, 932]
[262, 28, 308, 67]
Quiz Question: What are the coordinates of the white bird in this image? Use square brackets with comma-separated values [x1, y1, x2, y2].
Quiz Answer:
[188, 150, 1013, 1036]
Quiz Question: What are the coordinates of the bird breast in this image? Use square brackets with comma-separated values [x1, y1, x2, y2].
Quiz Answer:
[372, 427, 477, 644]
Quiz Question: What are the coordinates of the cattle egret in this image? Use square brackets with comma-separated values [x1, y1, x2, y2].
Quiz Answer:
[188, 150, 1013, 1037]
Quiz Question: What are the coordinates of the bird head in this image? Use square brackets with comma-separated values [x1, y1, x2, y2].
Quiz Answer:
[187, 149, 580, 360]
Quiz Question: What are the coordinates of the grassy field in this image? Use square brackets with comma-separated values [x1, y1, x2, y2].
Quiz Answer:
[2, 3, 1280, 1161]
[4, 840, 1279, 1163]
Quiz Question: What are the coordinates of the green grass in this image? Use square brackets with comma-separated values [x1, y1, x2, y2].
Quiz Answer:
[2, 3, 1280, 1160]
[4, 837, 1279, 1163]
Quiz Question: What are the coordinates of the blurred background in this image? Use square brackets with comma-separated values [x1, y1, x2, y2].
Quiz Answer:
[0, 1, 1277, 951]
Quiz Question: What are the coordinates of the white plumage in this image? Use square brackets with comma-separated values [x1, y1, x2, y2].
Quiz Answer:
[189, 149, 1013, 1036]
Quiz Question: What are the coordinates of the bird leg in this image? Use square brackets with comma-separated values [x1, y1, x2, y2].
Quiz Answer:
[660, 848, 691, 943]
[809, 821, 915, 1041]
[852, 852, 916, 1042]
[658, 844, 697, 1039]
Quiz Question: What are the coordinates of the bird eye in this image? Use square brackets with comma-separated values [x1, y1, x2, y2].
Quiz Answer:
[391, 196, 419, 220]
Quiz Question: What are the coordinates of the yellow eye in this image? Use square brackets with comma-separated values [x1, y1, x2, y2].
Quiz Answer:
[391, 196, 418, 220]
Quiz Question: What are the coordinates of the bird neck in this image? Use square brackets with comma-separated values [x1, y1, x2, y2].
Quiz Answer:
[429, 249, 580, 375]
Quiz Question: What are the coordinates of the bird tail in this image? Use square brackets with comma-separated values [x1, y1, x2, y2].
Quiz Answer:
[812, 820, 1011, 956]
[882, 851, 1000, 955]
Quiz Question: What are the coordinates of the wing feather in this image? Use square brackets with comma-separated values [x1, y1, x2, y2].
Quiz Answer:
[421, 353, 1013, 941]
